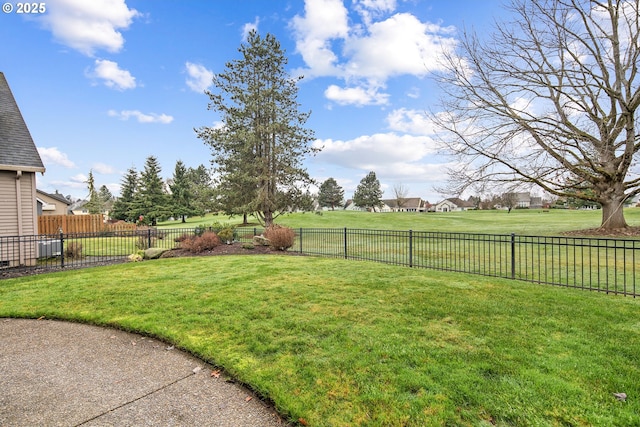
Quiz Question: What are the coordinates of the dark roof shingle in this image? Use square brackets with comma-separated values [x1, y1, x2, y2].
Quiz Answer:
[0, 72, 45, 172]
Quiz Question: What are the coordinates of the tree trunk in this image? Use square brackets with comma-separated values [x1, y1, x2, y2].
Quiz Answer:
[600, 196, 627, 230]
[263, 210, 274, 227]
[243, 212, 248, 225]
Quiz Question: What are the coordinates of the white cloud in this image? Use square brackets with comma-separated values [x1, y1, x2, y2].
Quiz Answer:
[185, 62, 213, 93]
[108, 110, 174, 124]
[324, 84, 389, 106]
[291, 0, 350, 76]
[291, 0, 459, 106]
[90, 59, 136, 90]
[353, 0, 396, 26]
[40, 0, 140, 56]
[37, 147, 76, 168]
[343, 13, 456, 81]
[313, 133, 437, 170]
[386, 108, 437, 135]
[92, 162, 116, 174]
[242, 17, 260, 40]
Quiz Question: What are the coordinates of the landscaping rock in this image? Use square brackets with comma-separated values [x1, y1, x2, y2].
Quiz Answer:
[144, 248, 170, 260]
[253, 235, 271, 246]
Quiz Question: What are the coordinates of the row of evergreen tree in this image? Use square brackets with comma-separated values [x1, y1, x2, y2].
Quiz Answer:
[106, 156, 214, 226]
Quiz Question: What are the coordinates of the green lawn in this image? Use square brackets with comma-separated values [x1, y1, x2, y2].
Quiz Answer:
[158, 208, 640, 236]
[1, 256, 639, 426]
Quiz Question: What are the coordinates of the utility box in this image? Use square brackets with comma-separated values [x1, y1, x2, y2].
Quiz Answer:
[38, 239, 61, 258]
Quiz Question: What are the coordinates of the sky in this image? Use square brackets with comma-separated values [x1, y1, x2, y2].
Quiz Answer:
[1, 0, 509, 203]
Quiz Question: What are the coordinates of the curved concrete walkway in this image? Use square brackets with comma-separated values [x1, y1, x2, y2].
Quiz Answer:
[0, 318, 289, 426]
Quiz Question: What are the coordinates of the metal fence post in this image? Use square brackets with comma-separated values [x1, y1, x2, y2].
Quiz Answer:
[409, 229, 413, 267]
[299, 227, 303, 254]
[60, 231, 65, 269]
[344, 227, 348, 259]
[148, 228, 152, 249]
[511, 233, 516, 279]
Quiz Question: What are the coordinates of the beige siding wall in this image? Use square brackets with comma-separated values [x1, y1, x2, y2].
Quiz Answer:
[20, 172, 38, 235]
[0, 170, 18, 235]
[0, 170, 38, 266]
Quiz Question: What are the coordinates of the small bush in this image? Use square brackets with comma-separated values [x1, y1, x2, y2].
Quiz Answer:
[64, 242, 83, 259]
[181, 231, 221, 253]
[174, 233, 190, 243]
[128, 250, 144, 262]
[217, 227, 234, 243]
[264, 225, 295, 251]
[194, 225, 207, 237]
[242, 243, 255, 250]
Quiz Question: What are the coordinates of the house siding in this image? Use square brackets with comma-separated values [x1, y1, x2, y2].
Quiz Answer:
[0, 170, 38, 266]
[0, 170, 18, 234]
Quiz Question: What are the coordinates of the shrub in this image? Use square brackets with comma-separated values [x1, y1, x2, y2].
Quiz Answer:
[64, 242, 83, 259]
[217, 227, 234, 243]
[128, 250, 145, 262]
[242, 243, 255, 250]
[194, 225, 207, 237]
[174, 233, 190, 243]
[263, 225, 295, 251]
[181, 231, 221, 254]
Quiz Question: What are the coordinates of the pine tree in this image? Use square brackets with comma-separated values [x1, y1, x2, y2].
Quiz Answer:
[97, 185, 114, 216]
[132, 156, 171, 226]
[185, 165, 215, 217]
[111, 167, 138, 222]
[318, 178, 344, 210]
[196, 30, 318, 227]
[169, 160, 197, 223]
[83, 170, 103, 214]
[353, 171, 383, 212]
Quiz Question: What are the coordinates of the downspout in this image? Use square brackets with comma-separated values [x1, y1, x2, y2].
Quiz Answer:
[15, 171, 24, 264]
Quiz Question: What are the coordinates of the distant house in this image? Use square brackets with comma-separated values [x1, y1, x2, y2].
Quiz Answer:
[503, 192, 544, 209]
[381, 198, 427, 212]
[0, 72, 46, 266]
[434, 198, 475, 212]
[37, 190, 71, 216]
[68, 199, 90, 215]
[344, 199, 363, 211]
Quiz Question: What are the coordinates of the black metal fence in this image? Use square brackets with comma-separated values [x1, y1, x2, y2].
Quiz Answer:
[1, 227, 638, 297]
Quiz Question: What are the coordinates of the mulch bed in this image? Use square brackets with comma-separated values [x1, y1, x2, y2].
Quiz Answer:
[159, 242, 278, 258]
[561, 226, 640, 238]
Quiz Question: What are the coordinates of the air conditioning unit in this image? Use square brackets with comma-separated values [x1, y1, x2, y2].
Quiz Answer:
[38, 239, 62, 258]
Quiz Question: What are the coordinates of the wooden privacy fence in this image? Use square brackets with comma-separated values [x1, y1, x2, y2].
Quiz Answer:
[38, 214, 138, 235]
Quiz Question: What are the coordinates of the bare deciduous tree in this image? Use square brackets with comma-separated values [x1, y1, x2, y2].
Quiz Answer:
[393, 183, 409, 209]
[434, 0, 640, 229]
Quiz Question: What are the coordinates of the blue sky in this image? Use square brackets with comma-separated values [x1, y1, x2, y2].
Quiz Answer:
[1, 0, 507, 202]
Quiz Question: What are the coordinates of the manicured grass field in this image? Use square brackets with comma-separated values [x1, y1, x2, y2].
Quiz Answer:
[158, 208, 640, 236]
[1, 256, 639, 426]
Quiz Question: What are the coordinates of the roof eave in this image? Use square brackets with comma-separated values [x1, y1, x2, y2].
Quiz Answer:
[0, 164, 46, 173]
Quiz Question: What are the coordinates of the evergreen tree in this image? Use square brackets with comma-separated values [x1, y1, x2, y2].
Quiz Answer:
[353, 171, 383, 212]
[169, 160, 197, 223]
[111, 167, 138, 222]
[318, 178, 344, 210]
[185, 165, 215, 217]
[97, 185, 114, 216]
[196, 30, 318, 227]
[132, 156, 171, 226]
[83, 170, 103, 214]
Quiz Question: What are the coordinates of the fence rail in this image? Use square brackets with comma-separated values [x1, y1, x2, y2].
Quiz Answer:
[1, 227, 638, 297]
